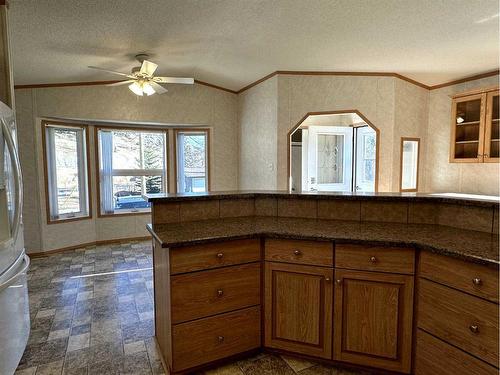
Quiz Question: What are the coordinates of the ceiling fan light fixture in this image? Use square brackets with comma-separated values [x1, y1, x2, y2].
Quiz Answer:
[143, 82, 156, 96]
[128, 81, 144, 96]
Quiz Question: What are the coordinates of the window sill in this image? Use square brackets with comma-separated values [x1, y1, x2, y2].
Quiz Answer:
[97, 211, 152, 218]
[47, 215, 92, 225]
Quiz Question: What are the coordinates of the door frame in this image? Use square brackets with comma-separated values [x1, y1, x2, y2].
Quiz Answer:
[287, 110, 380, 192]
[306, 125, 353, 192]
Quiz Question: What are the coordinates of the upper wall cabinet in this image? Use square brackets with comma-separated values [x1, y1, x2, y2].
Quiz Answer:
[450, 88, 499, 163]
[484, 91, 499, 162]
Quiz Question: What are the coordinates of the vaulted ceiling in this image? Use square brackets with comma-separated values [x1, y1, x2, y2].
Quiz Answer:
[8, 0, 500, 91]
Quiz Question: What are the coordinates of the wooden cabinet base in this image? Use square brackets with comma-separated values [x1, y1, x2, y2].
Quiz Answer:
[172, 306, 261, 373]
[415, 330, 498, 375]
[333, 269, 414, 373]
[264, 262, 333, 359]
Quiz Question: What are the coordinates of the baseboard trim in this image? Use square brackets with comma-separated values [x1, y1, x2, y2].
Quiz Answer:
[28, 236, 152, 258]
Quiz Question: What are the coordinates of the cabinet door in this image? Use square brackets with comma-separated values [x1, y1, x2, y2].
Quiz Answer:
[450, 93, 486, 163]
[484, 91, 499, 163]
[264, 262, 333, 359]
[333, 269, 414, 373]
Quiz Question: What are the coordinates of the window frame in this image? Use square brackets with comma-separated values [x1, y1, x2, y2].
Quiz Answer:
[41, 120, 92, 224]
[399, 137, 421, 192]
[94, 125, 168, 217]
[173, 128, 211, 193]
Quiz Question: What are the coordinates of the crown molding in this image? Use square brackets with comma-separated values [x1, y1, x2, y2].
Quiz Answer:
[13, 69, 499, 95]
[428, 69, 500, 90]
[14, 79, 123, 89]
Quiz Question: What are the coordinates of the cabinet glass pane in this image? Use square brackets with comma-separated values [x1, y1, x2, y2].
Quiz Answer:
[490, 95, 499, 158]
[454, 99, 481, 159]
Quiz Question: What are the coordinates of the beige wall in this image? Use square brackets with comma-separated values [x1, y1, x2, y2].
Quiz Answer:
[15, 73, 500, 252]
[393, 79, 429, 191]
[238, 73, 498, 195]
[238, 74, 404, 192]
[425, 75, 499, 195]
[15, 83, 238, 253]
[276, 75, 398, 191]
[238, 76, 278, 189]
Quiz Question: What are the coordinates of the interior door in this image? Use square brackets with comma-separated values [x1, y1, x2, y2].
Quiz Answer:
[307, 126, 353, 192]
[354, 126, 376, 192]
[264, 262, 333, 359]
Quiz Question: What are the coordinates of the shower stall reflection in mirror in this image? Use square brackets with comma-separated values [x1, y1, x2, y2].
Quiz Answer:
[288, 111, 379, 193]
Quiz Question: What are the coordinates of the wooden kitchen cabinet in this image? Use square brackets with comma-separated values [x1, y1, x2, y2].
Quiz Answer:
[484, 90, 500, 162]
[450, 88, 499, 163]
[333, 269, 414, 373]
[264, 261, 333, 359]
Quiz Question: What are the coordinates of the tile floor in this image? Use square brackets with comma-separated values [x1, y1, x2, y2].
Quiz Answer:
[15, 241, 367, 375]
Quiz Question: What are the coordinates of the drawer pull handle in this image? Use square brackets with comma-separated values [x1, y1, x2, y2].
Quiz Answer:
[293, 250, 302, 256]
[218, 335, 225, 343]
[370, 256, 377, 263]
[217, 289, 224, 297]
[216, 253, 224, 259]
[472, 278, 482, 286]
[469, 325, 479, 334]
[336, 279, 342, 285]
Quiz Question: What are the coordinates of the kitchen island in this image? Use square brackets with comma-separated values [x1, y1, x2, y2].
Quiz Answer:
[146, 192, 499, 375]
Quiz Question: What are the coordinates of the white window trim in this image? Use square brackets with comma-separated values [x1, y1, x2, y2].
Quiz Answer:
[176, 130, 209, 193]
[98, 128, 167, 215]
[44, 124, 90, 221]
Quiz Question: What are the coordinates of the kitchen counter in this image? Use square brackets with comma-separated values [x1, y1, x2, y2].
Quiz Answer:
[147, 216, 499, 266]
[147, 192, 500, 375]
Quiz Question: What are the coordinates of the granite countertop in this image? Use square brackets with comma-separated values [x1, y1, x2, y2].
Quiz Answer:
[145, 190, 500, 208]
[147, 216, 500, 267]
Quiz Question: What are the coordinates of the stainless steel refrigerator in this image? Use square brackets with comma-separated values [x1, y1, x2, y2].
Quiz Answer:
[0, 100, 30, 374]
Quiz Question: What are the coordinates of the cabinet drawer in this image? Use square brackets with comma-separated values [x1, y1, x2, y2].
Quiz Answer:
[335, 244, 414, 274]
[172, 306, 261, 372]
[171, 262, 261, 323]
[418, 279, 499, 366]
[415, 329, 498, 375]
[265, 239, 333, 266]
[170, 239, 261, 274]
[420, 251, 499, 303]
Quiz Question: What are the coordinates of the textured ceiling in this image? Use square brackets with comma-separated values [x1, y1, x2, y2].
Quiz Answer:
[8, 0, 500, 90]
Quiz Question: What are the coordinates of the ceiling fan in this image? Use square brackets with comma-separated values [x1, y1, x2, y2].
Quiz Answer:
[88, 54, 194, 96]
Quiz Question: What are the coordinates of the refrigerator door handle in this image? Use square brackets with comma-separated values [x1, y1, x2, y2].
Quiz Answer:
[0, 252, 29, 292]
[1, 118, 23, 243]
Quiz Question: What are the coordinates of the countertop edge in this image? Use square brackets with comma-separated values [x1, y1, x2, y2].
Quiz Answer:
[144, 191, 500, 208]
[146, 224, 500, 267]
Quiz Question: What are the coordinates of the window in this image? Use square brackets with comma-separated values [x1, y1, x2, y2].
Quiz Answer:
[175, 130, 209, 193]
[400, 137, 420, 192]
[97, 127, 167, 215]
[42, 122, 90, 222]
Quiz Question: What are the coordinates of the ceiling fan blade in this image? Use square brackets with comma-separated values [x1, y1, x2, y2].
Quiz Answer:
[153, 76, 194, 84]
[88, 66, 131, 77]
[106, 80, 136, 87]
[140, 60, 158, 76]
[148, 81, 168, 95]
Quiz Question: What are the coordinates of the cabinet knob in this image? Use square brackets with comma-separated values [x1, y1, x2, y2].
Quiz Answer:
[216, 253, 224, 259]
[336, 279, 342, 285]
[217, 335, 225, 343]
[217, 289, 224, 297]
[293, 250, 302, 256]
[472, 278, 482, 286]
[469, 324, 479, 334]
[325, 277, 331, 282]
[370, 256, 377, 263]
